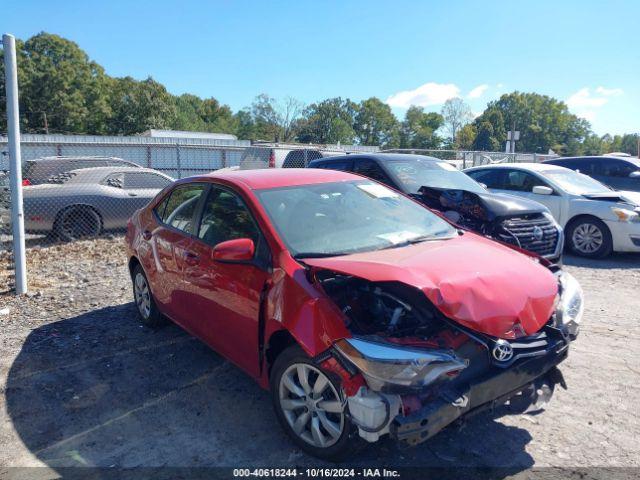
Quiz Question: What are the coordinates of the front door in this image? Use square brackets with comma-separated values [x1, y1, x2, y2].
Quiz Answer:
[182, 185, 270, 377]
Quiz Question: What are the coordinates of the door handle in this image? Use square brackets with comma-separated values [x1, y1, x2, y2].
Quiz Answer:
[142, 230, 152, 240]
[184, 251, 200, 266]
[128, 192, 138, 197]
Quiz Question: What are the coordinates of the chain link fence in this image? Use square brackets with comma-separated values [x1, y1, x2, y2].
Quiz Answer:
[382, 149, 557, 169]
[0, 133, 558, 295]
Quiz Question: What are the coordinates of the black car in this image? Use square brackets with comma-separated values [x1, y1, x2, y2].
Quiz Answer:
[308, 153, 564, 263]
[543, 155, 640, 192]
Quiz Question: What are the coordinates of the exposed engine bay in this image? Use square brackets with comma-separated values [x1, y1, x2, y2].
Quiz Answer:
[416, 186, 494, 232]
[315, 270, 450, 342]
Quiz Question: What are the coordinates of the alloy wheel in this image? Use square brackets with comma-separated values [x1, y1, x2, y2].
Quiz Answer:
[572, 223, 604, 254]
[278, 363, 345, 448]
[134, 272, 151, 319]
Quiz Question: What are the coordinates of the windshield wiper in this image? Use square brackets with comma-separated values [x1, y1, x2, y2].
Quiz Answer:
[293, 252, 348, 259]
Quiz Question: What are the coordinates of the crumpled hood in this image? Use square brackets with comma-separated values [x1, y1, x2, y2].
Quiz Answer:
[303, 233, 558, 339]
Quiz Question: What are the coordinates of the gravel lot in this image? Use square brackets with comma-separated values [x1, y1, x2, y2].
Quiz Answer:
[0, 237, 639, 476]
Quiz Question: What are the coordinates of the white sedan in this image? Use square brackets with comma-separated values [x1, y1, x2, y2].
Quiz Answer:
[465, 163, 640, 258]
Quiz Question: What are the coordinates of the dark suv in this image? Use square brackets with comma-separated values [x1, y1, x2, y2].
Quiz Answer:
[543, 155, 640, 192]
[309, 153, 564, 263]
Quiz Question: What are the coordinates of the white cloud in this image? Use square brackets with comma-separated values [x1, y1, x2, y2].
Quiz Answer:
[467, 84, 489, 99]
[566, 88, 608, 108]
[386, 82, 460, 108]
[595, 86, 623, 97]
[566, 87, 623, 123]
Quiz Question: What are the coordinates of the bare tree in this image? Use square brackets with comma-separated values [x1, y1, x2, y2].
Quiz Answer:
[441, 98, 473, 143]
[280, 97, 304, 142]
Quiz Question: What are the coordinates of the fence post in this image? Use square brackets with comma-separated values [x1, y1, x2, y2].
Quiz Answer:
[3, 34, 27, 294]
[176, 143, 182, 179]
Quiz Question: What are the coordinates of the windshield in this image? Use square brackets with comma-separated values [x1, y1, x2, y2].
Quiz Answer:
[385, 159, 485, 194]
[255, 180, 456, 257]
[542, 169, 611, 195]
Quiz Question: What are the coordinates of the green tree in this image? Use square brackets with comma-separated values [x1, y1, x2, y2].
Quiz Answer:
[0, 32, 111, 134]
[474, 92, 589, 153]
[107, 77, 176, 135]
[296, 97, 357, 144]
[455, 123, 477, 150]
[473, 122, 501, 151]
[354, 97, 399, 147]
[399, 106, 443, 149]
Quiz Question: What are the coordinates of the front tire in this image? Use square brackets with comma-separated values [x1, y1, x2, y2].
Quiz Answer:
[131, 264, 165, 327]
[566, 216, 613, 258]
[270, 346, 361, 461]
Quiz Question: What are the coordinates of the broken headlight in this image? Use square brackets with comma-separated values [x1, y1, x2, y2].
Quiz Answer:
[334, 338, 468, 392]
[556, 272, 584, 338]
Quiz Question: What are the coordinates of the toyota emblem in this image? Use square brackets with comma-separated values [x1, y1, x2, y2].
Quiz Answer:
[492, 339, 514, 362]
[533, 226, 544, 241]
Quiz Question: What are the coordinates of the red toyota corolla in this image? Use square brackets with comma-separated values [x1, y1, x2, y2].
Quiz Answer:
[125, 168, 583, 460]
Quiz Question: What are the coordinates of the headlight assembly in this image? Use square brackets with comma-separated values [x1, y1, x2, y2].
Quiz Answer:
[334, 338, 468, 392]
[611, 207, 640, 223]
[556, 272, 584, 338]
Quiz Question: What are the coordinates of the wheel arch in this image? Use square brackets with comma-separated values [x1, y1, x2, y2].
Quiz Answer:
[265, 329, 298, 378]
[53, 203, 104, 230]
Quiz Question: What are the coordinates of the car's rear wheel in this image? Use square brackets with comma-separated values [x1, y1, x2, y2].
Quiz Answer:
[132, 263, 164, 327]
[566, 216, 612, 258]
[270, 346, 361, 461]
[54, 206, 102, 241]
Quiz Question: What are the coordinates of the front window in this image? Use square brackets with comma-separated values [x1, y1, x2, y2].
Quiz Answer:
[386, 159, 485, 194]
[541, 169, 611, 195]
[255, 180, 456, 257]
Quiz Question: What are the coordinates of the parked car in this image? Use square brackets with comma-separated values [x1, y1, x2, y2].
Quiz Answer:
[465, 163, 640, 258]
[21, 156, 141, 186]
[239, 145, 344, 170]
[542, 155, 640, 192]
[309, 153, 563, 263]
[125, 168, 582, 460]
[24, 166, 173, 241]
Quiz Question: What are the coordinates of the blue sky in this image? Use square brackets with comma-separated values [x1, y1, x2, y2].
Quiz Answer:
[3, 0, 639, 135]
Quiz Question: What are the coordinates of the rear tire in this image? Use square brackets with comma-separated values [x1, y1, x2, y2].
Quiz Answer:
[270, 345, 363, 461]
[131, 264, 165, 327]
[54, 205, 102, 242]
[566, 216, 612, 258]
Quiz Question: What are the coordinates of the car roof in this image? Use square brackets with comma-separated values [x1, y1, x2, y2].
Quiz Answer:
[68, 166, 162, 175]
[545, 155, 640, 167]
[194, 167, 363, 190]
[467, 162, 564, 172]
[313, 153, 442, 164]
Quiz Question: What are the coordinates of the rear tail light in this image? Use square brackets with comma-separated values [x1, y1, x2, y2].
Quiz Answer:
[268, 151, 276, 168]
[22, 179, 32, 186]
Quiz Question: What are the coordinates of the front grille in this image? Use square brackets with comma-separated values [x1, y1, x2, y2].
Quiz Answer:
[498, 214, 559, 257]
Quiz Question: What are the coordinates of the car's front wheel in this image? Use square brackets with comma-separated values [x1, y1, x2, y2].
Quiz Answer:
[566, 216, 613, 258]
[270, 346, 361, 461]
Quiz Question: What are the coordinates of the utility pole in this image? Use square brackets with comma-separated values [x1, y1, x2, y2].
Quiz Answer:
[2, 33, 28, 294]
[43, 112, 49, 135]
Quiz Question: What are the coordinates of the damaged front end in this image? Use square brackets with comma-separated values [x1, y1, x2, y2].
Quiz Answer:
[312, 269, 583, 446]
[416, 186, 563, 262]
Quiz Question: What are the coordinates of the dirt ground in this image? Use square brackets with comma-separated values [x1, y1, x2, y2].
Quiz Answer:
[0, 237, 639, 477]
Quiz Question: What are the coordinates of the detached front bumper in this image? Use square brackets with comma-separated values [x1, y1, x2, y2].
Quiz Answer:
[390, 347, 568, 446]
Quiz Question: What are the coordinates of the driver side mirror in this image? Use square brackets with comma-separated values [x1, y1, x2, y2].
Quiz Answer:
[532, 185, 554, 195]
[212, 238, 255, 262]
[630, 171, 640, 179]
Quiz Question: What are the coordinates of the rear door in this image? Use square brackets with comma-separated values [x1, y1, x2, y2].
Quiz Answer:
[148, 183, 207, 325]
[182, 184, 270, 377]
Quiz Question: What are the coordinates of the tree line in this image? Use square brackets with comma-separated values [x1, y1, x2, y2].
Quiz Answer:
[1, 32, 637, 156]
